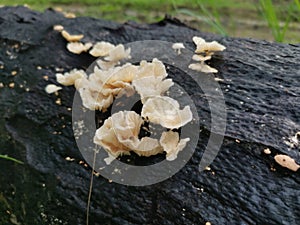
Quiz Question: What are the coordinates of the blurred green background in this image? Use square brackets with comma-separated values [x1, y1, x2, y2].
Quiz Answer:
[1, 0, 300, 42]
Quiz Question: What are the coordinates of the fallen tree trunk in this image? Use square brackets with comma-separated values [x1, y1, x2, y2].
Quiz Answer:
[0, 6, 299, 225]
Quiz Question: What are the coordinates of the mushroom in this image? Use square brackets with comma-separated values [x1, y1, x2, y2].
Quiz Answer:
[104, 44, 131, 62]
[132, 76, 174, 103]
[56, 69, 87, 86]
[136, 58, 168, 79]
[61, 30, 84, 42]
[67, 42, 93, 54]
[53, 25, 64, 32]
[192, 36, 226, 54]
[172, 43, 185, 55]
[188, 63, 218, 73]
[160, 131, 190, 161]
[78, 85, 114, 111]
[45, 84, 62, 94]
[192, 54, 212, 62]
[94, 111, 164, 163]
[89, 41, 116, 57]
[141, 96, 193, 129]
[94, 115, 131, 159]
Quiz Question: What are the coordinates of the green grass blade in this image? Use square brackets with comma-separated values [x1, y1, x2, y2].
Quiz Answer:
[0, 154, 24, 164]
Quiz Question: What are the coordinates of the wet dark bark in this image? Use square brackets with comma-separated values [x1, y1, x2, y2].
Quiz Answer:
[0, 6, 299, 225]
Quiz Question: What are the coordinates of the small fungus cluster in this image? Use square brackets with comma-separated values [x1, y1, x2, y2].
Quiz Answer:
[189, 36, 226, 73]
[46, 32, 227, 164]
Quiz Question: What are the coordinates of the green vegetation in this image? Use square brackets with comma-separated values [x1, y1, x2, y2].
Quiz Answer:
[0, 154, 24, 164]
[259, 0, 294, 42]
[1, 0, 299, 43]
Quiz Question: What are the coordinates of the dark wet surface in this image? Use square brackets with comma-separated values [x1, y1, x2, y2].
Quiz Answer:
[0, 6, 299, 225]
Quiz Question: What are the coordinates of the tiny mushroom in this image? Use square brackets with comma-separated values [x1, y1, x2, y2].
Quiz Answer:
[45, 84, 62, 94]
[53, 25, 64, 32]
[188, 63, 218, 73]
[67, 42, 93, 54]
[189, 36, 226, 74]
[172, 42, 185, 55]
[61, 30, 84, 42]
[141, 96, 193, 129]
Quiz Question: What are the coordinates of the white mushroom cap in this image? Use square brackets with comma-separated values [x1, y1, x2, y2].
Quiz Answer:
[192, 36, 226, 53]
[61, 30, 84, 42]
[188, 63, 218, 73]
[132, 76, 174, 103]
[141, 96, 193, 129]
[160, 131, 190, 161]
[67, 42, 93, 54]
[195, 41, 226, 53]
[93, 111, 164, 162]
[137, 58, 168, 79]
[172, 43, 185, 55]
[104, 44, 131, 62]
[192, 36, 206, 46]
[78, 86, 114, 111]
[45, 84, 62, 94]
[89, 41, 115, 57]
[172, 42, 185, 50]
[56, 69, 87, 86]
[53, 25, 64, 32]
[94, 115, 130, 158]
[192, 54, 212, 62]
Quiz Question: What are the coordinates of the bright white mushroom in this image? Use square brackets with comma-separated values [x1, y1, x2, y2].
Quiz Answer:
[172, 43, 185, 55]
[141, 96, 193, 129]
[45, 84, 62, 94]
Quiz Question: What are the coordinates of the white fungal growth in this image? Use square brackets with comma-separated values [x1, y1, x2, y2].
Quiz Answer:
[104, 44, 131, 62]
[61, 30, 84, 42]
[188, 63, 218, 73]
[89, 42, 115, 57]
[94, 113, 131, 158]
[132, 76, 174, 103]
[172, 42, 185, 55]
[137, 58, 168, 79]
[189, 36, 226, 73]
[67, 42, 93, 54]
[53, 25, 64, 32]
[45, 84, 62, 94]
[160, 131, 190, 161]
[93, 111, 164, 163]
[56, 69, 87, 86]
[141, 96, 193, 129]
